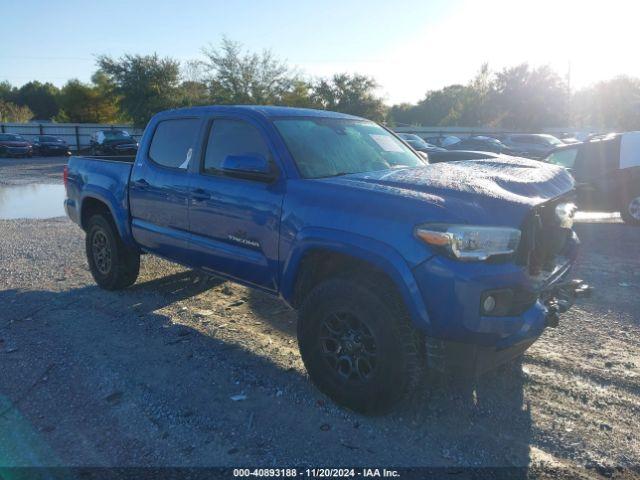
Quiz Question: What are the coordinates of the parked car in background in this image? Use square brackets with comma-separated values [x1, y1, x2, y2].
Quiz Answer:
[423, 135, 461, 148]
[501, 134, 564, 158]
[556, 133, 582, 144]
[89, 130, 139, 156]
[0, 133, 33, 158]
[584, 132, 617, 142]
[427, 150, 500, 163]
[445, 136, 516, 155]
[544, 132, 640, 225]
[32, 135, 72, 156]
[397, 133, 446, 152]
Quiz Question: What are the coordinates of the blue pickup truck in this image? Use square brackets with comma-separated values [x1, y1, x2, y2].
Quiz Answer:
[64, 106, 590, 413]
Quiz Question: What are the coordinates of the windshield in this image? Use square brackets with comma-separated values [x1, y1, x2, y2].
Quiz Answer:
[39, 136, 63, 142]
[0, 134, 23, 141]
[546, 147, 578, 168]
[274, 118, 425, 178]
[104, 131, 131, 140]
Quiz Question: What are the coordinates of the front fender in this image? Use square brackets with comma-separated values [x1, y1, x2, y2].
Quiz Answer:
[280, 227, 432, 333]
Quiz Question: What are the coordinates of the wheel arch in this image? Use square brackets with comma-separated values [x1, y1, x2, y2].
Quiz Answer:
[79, 188, 135, 248]
[280, 228, 431, 333]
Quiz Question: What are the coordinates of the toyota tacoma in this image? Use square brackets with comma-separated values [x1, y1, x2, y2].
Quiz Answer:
[64, 106, 590, 413]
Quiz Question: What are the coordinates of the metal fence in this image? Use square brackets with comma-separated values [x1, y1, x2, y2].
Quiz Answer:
[0, 122, 144, 152]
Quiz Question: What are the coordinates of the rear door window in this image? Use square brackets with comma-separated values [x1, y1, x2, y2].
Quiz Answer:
[149, 118, 201, 169]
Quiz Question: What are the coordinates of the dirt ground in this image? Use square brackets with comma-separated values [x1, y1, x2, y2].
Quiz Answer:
[0, 157, 639, 477]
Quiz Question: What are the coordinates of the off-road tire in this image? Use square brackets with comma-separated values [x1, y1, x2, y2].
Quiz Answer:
[86, 214, 140, 290]
[297, 274, 424, 414]
[621, 193, 640, 226]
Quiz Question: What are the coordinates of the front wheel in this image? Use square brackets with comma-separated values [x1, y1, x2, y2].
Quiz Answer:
[86, 214, 140, 290]
[621, 194, 640, 226]
[297, 275, 424, 414]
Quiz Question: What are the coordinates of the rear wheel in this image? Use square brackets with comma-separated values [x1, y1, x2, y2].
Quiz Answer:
[621, 194, 640, 226]
[297, 275, 424, 414]
[86, 214, 140, 290]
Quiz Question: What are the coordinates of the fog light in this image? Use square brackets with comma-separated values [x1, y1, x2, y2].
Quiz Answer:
[482, 295, 496, 313]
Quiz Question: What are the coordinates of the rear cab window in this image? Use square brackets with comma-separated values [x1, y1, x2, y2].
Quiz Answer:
[149, 118, 201, 169]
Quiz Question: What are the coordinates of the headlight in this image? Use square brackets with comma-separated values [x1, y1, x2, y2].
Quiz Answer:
[415, 224, 521, 261]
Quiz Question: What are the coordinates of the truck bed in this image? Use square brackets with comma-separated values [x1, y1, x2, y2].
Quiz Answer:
[64, 155, 135, 237]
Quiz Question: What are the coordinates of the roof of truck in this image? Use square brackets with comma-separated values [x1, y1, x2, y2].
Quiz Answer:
[156, 105, 363, 120]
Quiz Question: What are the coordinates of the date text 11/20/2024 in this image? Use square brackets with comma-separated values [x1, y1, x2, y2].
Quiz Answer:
[233, 468, 400, 477]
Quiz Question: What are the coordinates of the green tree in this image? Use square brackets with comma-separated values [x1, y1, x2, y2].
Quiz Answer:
[572, 76, 640, 130]
[96, 53, 181, 127]
[0, 100, 33, 122]
[0, 81, 16, 103]
[14, 81, 60, 120]
[199, 38, 303, 105]
[391, 84, 469, 126]
[388, 64, 493, 127]
[56, 79, 120, 123]
[312, 73, 386, 121]
[177, 80, 210, 107]
[280, 80, 317, 108]
[491, 64, 567, 129]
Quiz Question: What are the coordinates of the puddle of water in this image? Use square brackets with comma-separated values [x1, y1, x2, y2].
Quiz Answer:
[0, 184, 66, 219]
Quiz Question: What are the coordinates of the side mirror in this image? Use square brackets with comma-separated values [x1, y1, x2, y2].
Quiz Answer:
[221, 154, 277, 182]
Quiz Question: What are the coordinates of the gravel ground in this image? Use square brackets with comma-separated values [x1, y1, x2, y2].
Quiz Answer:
[0, 158, 639, 477]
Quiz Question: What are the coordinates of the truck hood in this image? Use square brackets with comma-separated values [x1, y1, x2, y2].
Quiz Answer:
[322, 156, 575, 225]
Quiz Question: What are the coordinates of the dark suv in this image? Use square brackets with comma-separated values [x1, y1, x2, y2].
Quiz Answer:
[446, 136, 517, 155]
[32, 135, 71, 156]
[89, 130, 138, 156]
[544, 132, 640, 225]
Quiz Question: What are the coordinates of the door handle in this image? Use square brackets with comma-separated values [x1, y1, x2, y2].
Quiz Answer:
[191, 189, 211, 201]
[132, 179, 149, 189]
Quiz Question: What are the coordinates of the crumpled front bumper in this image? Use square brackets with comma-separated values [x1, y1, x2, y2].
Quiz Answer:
[412, 230, 589, 374]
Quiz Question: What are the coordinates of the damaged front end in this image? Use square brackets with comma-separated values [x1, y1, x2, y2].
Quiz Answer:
[542, 278, 593, 327]
[517, 194, 592, 327]
[414, 193, 593, 376]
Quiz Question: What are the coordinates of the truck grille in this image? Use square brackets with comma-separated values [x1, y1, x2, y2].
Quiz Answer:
[517, 197, 573, 275]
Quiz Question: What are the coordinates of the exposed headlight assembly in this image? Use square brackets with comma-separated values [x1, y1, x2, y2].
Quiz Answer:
[415, 224, 521, 261]
[554, 202, 577, 228]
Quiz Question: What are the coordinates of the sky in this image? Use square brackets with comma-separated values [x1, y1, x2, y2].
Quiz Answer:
[1, 0, 638, 105]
